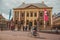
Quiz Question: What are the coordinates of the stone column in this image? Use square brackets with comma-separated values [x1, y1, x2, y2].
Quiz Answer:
[15, 11, 19, 31]
[43, 11, 46, 30]
[19, 11, 20, 21]
[37, 11, 40, 31]
[13, 11, 15, 21]
[25, 11, 26, 26]
[50, 11, 52, 29]
[33, 12, 34, 26]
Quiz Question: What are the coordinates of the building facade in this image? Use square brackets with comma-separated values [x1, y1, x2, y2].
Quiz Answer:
[13, 2, 53, 30]
[0, 14, 8, 30]
[53, 13, 60, 29]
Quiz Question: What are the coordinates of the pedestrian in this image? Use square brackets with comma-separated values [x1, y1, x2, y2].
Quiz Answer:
[1, 26, 3, 31]
[25, 25, 28, 31]
[23, 25, 25, 31]
[29, 26, 31, 31]
[32, 25, 37, 36]
[11, 24, 15, 31]
[56, 28, 58, 33]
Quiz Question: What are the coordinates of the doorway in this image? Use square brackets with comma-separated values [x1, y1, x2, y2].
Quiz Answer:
[29, 22, 32, 30]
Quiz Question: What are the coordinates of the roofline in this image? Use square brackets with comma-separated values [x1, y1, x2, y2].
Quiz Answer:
[13, 7, 53, 10]
[25, 4, 40, 8]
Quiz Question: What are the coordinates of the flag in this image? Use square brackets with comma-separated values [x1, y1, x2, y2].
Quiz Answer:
[44, 8, 48, 21]
[9, 9, 11, 20]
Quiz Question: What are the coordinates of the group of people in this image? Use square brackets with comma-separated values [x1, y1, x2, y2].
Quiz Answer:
[23, 25, 31, 31]
[23, 25, 38, 36]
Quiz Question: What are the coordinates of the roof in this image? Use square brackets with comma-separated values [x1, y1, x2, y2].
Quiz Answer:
[0, 14, 6, 20]
[18, 3, 48, 8]
[57, 13, 60, 17]
[54, 13, 60, 19]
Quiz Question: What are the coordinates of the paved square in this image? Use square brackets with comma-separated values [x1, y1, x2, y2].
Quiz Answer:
[0, 31, 60, 40]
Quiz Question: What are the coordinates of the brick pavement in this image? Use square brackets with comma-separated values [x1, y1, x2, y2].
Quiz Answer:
[0, 31, 60, 40]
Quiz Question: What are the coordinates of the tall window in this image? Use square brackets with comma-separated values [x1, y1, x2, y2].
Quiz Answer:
[34, 20, 37, 25]
[21, 12, 25, 17]
[26, 20, 29, 25]
[30, 12, 33, 17]
[34, 13, 37, 17]
[39, 11, 43, 16]
[27, 12, 29, 17]
[47, 11, 51, 16]
[21, 20, 24, 25]
[15, 11, 19, 20]
[39, 20, 43, 25]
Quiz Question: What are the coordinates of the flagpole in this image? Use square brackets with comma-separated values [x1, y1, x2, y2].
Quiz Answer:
[42, 0, 45, 30]
[8, 9, 12, 30]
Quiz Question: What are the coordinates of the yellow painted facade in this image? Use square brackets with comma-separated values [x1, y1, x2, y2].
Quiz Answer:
[13, 3, 53, 30]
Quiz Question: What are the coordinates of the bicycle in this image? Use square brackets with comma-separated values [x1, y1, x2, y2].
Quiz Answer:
[28, 30, 40, 38]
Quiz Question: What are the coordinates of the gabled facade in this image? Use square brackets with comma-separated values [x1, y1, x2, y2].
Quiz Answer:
[13, 2, 53, 30]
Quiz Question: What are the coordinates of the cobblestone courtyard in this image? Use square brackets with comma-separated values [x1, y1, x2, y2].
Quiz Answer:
[0, 31, 60, 40]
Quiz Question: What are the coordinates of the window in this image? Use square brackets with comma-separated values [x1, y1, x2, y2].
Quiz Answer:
[15, 11, 19, 19]
[15, 20, 18, 24]
[39, 11, 43, 16]
[15, 12, 17, 19]
[21, 20, 24, 24]
[34, 13, 37, 17]
[30, 12, 33, 17]
[40, 22, 42, 25]
[21, 13, 24, 17]
[39, 20, 43, 25]
[34, 20, 37, 25]
[20, 11, 25, 17]
[21, 12, 25, 17]
[26, 20, 29, 25]
[47, 11, 49, 16]
[40, 13, 43, 16]
[0, 18, 1, 20]
[27, 12, 29, 17]
[47, 21, 49, 26]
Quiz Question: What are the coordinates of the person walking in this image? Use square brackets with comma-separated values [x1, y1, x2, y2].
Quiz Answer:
[25, 25, 28, 31]
[29, 26, 31, 31]
[23, 25, 25, 31]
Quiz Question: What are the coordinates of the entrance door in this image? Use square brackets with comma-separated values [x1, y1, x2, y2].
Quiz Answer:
[29, 22, 32, 30]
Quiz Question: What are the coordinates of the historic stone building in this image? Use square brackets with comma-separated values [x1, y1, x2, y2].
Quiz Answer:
[53, 13, 60, 29]
[0, 14, 8, 30]
[13, 2, 53, 30]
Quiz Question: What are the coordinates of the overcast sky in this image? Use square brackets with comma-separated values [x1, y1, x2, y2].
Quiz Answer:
[0, 0, 60, 20]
